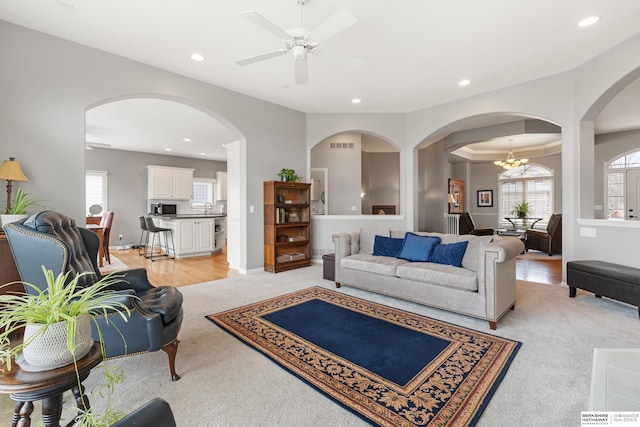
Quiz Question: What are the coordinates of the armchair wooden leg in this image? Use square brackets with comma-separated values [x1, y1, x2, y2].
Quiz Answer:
[162, 339, 181, 381]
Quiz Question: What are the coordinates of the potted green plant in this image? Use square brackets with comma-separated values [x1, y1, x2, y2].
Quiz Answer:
[1, 187, 46, 225]
[0, 266, 133, 426]
[511, 200, 530, 218]
[277, 168, 300, 182]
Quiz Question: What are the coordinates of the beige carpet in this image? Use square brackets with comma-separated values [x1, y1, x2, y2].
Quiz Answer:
[98, 254, 128, 273]
[2, 265, 639, 426]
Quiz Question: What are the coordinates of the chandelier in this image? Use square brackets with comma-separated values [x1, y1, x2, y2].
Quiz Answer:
[494, 139, 528, 170]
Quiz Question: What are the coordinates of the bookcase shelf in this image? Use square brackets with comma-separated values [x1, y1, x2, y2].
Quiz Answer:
[264, 181, 312, 273]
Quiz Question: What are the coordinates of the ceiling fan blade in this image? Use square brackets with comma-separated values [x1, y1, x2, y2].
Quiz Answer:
[308, 8, 357, 44]
[235, 50, 288, 66]
[315, 49, 365, 69]
[295, 57, 309, 85]
[240, 10, 291, 40]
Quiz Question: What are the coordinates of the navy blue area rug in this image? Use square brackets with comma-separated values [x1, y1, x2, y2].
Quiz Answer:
[206, 287, 520, 426]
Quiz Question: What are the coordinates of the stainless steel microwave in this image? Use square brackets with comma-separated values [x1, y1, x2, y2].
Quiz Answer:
[151, 203, 177, 215]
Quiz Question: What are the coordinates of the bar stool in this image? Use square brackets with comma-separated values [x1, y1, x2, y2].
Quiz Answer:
[144, 217, 176, 261]
[138, 216, 149, 256]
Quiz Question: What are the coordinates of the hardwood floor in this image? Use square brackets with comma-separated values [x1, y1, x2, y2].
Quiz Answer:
[516, 255, 563, 285]
[105, 246, 239, 287]
[105, 247, 563, 287]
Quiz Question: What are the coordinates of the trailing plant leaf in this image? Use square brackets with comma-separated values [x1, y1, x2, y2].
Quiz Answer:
[0, 266, 135, 426]
[0, 267, 133, 369]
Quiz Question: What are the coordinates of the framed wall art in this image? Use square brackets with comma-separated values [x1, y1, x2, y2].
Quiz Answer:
[477, 190, 493, 207]
[448, 179, 464, 213]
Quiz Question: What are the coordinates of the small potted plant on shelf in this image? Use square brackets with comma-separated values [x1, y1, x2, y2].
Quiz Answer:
[511, 200, 530, 218]
[1, 187, 46, 226]
[0, 266, 133, 426]
[277, 168, 300, 182]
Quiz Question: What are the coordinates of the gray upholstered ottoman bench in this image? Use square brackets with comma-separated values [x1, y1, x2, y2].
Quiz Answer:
[567, 260, 640, 318]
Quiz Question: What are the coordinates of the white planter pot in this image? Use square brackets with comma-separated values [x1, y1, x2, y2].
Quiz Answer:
[0, 214, 28, 226]
[21, 315, 93, 370]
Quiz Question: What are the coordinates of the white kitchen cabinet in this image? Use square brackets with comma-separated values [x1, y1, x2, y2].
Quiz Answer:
[174, 218, 213, 255]
[213, 217, 226, 253]
[215, 171, 227, 201]
[156, 216, 224, 257]
[147, 165, 194, 200]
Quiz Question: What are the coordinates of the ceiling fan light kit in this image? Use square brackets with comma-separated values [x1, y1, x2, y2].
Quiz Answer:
[235, 1, 359, 85]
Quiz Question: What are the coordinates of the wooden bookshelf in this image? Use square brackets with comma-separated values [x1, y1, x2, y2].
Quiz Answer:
[264, 181, 312, 273]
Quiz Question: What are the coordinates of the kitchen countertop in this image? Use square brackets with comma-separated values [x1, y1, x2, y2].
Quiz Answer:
[153, 214, 226, 219]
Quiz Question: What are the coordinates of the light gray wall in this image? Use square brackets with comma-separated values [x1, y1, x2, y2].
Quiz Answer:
[417, 141, 446, 231]
[0, 21, 305, 271]
[4, 20, 640, 274]
[594, 129, 640, 219]
[310, 133, 362, 215]
[85, 147, 226, 246]
[362, 152, 400, 214]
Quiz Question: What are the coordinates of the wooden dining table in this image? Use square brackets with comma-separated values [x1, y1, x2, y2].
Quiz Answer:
[86, 224, 104, 267]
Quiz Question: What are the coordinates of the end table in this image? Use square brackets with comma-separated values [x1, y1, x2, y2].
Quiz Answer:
[0, 342, 102, 427]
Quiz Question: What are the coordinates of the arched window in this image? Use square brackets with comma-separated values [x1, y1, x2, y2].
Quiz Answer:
[606, 151, 640, 219]
[499, 164, 554, 227]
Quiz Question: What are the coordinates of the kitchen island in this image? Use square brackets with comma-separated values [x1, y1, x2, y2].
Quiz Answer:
[152, 214, 226, 258]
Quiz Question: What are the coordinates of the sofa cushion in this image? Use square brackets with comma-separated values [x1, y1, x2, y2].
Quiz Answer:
[359, 227, 390, 254]
[373, 235, 404, 257]
[431, 241, 469, 267]
[397, 233, 441, 262]
[342, 253, 409, 277]
[396, 262, 478, 292]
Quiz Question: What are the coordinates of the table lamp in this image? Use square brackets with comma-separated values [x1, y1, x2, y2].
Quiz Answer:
[0, 157, 29, 213]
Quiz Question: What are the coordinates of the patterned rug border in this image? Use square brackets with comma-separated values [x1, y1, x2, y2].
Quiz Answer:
[206, 286, 521, 427]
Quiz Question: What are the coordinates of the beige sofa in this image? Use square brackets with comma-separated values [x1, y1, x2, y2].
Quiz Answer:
[331, 228, 524, 329]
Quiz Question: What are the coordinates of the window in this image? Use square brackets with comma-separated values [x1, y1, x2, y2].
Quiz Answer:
[191, 178, 215, 208]
[606, 151, 640, 219]
[85, 170, 108, 215]
[499, 164, 553, 227]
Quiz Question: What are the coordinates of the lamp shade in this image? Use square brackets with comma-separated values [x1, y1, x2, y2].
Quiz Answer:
[448, 193, 457, 204]
[0, 158, 28, 182]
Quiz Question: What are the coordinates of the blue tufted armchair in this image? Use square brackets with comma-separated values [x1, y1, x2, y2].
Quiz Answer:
[2, 210, 183, 381]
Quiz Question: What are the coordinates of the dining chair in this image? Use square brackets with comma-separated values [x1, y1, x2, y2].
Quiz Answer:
[99, 211, 114, 264]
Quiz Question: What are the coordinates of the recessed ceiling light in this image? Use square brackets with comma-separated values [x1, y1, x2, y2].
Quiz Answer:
[200, 152, 206, 156]
[165, 148, 172, 152]
[190, 53, 205, 62]
[183, 138, 191, 142]
[578, 16, 600, 27]
[458, 79, 471, 87]
[351, 98, 361, 104]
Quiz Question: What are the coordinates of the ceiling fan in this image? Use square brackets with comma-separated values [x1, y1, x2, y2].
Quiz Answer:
[235, 0, 361, 85]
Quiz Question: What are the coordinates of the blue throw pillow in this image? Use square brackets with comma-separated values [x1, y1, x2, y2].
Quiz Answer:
[373, 235, 404, 257]
[430, 241, 469, 267]
[397, 233, 441, 262]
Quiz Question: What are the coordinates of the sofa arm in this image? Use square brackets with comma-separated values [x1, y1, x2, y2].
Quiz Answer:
[331, 232, 348, 258]
[331, 231, 360, 284]
[486, 237, 524, 262]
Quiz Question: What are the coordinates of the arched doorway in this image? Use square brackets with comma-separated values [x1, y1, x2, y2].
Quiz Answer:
[414, 115, 561, 232]
[84, 96, 244, 272]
